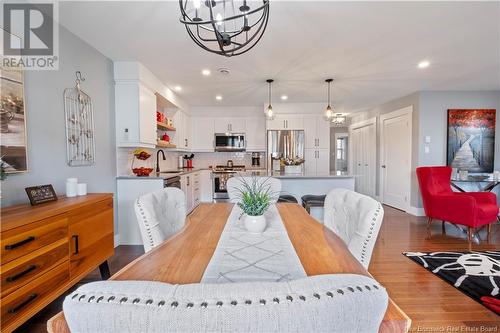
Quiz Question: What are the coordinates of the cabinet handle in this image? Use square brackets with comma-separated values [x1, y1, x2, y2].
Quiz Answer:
[381, 165, 386, 168]
[185, 138, 188, 147]
[187, 176, 190, 186]
[8, 293, 38, 313]
[6, 265, 38, 282]
[72, 235, 79, 255]
[5, 236, 35, 250]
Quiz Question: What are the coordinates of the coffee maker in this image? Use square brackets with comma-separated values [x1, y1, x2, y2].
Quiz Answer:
[251, 152, 261, 167]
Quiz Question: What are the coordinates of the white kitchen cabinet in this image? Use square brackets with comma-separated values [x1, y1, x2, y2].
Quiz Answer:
[199, 170, 213, 202]
[266, 115, 303, 130]
[180, 172, 202, 213]
[214, 118, 246, 133]
[173, 111, 191, 151]
[115, 82, 157, 148]
[191, 117, 215, 151]
[304, 148, 330, 174]
[304, 116, 330, 150]
[245, 117, 266, 151]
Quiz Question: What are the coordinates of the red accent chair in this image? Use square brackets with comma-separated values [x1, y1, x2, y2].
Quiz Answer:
[416, 166, 498, 247]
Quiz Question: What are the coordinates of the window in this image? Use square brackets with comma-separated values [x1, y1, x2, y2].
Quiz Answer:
[336, 137, 347, 160]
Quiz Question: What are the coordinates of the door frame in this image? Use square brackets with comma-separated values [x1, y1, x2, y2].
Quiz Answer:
[333, 132, 349, 172]
[379, 106, 413, 211]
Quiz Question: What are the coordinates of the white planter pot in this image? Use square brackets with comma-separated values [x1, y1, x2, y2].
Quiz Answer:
[284, 165, 302, 174]
[244, 215, 267, 234]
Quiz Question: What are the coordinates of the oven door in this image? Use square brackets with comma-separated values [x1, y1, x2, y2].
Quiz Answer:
[212, 172, 236, 199]
[214, 133, 246, 152]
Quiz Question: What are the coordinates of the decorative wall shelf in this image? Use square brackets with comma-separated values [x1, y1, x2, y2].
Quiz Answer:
[157, 122, 176, 131]
[156, 140, 176, 148]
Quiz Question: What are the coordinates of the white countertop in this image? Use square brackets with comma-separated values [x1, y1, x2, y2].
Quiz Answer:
[116, 168, 207, 180]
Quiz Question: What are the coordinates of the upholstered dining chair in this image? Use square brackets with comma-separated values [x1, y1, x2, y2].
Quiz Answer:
[134, 188, 186, 253]
[416, 166, 498, 247]
[63, 274, 389, 333]
[323, 188, 384, 269]
[227, 176, 281, 204]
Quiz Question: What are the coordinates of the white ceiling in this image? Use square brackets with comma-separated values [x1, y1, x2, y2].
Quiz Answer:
[59, 1, 500, 112]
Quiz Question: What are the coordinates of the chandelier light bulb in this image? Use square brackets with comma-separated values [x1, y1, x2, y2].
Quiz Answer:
[216, 13, 223, 25]
[193, 0, 201, 9]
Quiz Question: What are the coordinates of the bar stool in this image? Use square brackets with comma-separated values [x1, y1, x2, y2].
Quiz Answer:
[301, 195, 326, 214]
[278, 195, 298, 203]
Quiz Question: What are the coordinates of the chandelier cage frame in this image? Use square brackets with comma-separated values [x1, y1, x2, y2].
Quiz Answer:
[179, 0, 270, 57]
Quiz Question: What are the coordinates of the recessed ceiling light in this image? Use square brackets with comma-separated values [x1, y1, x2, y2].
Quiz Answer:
[215, 95, 223, 100]
[174, 86, 182, 91]
[281, 95, 288, 100]
[202, 69, 211, 76]
[418, 60, 430, 69]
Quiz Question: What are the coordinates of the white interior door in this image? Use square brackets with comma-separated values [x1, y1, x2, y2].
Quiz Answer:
[380, 107, 412, 211]
[349, 118, 376, 197]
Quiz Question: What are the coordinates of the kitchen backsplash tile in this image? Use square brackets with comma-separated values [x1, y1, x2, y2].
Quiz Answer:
[116, 149, 266, 176]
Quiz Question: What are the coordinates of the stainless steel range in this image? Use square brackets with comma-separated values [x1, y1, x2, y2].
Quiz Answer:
[212, 164, 245, 201]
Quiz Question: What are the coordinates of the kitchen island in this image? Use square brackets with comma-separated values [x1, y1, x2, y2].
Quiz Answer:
[242, 170, 357, 221]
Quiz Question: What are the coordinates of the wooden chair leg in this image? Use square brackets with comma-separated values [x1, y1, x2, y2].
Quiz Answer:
[487, 223, 492, 243]
[426, 217, 433, 239]
[467, 227, 473, 251]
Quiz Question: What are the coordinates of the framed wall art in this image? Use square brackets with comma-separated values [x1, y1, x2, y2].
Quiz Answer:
[447, 109, 496, 173]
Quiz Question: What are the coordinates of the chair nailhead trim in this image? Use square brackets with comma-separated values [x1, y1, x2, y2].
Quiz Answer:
[71, 285, 384, 309]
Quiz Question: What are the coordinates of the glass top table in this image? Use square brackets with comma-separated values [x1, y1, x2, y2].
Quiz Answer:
[451, 174, 500, 192]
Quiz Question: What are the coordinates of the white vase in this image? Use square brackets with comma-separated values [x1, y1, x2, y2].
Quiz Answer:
[244, 215, 267, 234]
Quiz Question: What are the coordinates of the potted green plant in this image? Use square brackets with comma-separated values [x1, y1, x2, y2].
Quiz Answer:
[233, 176, 274, 234]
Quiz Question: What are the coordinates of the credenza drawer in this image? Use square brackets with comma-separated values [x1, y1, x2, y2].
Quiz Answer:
[1, 215, 68, 265]
[0, 261, 69, 330]
[0, 239, 68, 297]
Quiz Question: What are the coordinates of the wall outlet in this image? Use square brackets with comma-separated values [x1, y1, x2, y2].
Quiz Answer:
[424, 145, 430, 154]
[425, 136, 431, 143]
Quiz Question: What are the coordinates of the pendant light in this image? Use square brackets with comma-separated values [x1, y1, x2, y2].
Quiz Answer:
[265, 79, 275, 120]
[324, 78, 334, 121]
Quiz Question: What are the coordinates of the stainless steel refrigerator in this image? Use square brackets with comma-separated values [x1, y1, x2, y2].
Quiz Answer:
[267, 130, 305, 171]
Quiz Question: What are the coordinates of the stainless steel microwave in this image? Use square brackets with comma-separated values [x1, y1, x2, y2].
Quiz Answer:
[214, 133, 246, 152]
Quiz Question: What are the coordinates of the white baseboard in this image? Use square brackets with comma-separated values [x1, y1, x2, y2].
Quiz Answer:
[406, 206, 425, 217]
[114, 234, 120, 248]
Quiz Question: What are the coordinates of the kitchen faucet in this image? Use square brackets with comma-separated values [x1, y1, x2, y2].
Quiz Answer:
[156, 149, 166, 173]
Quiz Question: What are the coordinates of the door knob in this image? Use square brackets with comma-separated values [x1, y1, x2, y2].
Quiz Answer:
[381, 165, 386, 168]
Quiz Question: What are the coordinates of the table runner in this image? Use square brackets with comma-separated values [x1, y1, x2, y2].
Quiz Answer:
[201, 205, 307, 283]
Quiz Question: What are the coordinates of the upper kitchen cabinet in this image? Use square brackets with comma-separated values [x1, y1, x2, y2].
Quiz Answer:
[245, 117, 266, 151]
[266, 115, 303, 130]
[173, 111, 191, 151]
[115, 82, 157, 148]
[304, 115, 330, 150]
[191, 117, 215, 152]
[214, 118, 246, 133]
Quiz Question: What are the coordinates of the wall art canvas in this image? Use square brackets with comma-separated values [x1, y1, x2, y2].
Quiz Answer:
[447, 109, 496, 173]
[0, 68, 28, 173]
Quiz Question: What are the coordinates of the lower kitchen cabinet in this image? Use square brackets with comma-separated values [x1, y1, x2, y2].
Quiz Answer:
[180, 172, 201, 213]
[305, 148, 330, 174]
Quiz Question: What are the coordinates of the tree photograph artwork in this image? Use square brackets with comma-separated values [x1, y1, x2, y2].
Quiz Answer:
[447, 109, 496, 173]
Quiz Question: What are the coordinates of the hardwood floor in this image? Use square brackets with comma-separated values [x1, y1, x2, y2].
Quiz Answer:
[14, 206, 499, 333]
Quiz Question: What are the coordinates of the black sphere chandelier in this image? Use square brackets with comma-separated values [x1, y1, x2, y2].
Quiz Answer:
[179, 0, 270, 57]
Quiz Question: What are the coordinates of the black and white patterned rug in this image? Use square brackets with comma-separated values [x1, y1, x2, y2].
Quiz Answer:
[403, 251, 500, 315]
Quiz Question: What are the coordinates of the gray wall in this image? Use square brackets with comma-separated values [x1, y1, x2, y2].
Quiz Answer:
[351, 90, 500, 209]
[1, 26, 116, 211]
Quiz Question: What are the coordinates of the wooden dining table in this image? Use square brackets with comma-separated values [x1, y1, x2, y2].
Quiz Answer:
[48, 203, 410, 333]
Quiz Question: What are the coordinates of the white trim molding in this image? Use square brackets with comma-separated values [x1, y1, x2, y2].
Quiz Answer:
[114, 234, 121, 248]
[407, 206, 426, 217]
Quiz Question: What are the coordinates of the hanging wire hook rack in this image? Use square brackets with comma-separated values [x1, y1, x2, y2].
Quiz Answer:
[63, 71, 95, 166]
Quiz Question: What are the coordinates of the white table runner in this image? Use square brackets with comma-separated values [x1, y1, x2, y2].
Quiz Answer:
[201, 205, 307, 283]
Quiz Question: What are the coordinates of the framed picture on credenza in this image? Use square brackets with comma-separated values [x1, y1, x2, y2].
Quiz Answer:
[446, 109, 496, 173]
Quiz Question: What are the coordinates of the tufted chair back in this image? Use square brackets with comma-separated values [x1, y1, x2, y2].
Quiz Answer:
[134, 188, 186, 253]
[63, 274, 388, 333]
[323, 189, 384, 269]
[227, 176, 281, 204]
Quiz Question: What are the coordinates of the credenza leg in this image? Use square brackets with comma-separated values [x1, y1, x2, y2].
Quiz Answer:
[99, 261, 111, 280]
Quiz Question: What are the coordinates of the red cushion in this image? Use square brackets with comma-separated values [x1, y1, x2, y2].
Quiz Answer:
[477, 203, 499, 220]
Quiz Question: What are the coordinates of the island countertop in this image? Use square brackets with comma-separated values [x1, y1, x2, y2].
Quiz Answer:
[240, 170, 356, 179]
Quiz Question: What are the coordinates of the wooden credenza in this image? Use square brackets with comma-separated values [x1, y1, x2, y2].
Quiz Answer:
[0, 193, 114, 333]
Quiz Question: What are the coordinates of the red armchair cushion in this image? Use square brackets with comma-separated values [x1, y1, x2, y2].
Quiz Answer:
[416, 166, 499, 228]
